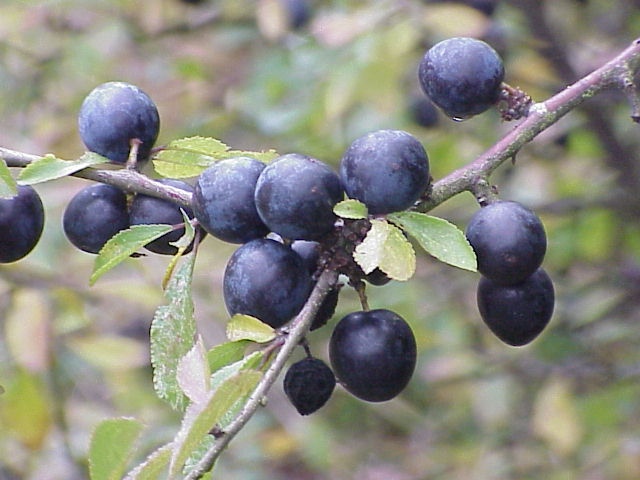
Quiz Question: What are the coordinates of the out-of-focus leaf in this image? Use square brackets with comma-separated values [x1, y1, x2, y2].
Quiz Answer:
[177, 337, 211, 406]
[532, 376, 583, 456]
[68, 335, 148, 371]
[5, 289, 50, 373]
[353, 219, 415, 281]
[0, 159, 17, 198]
[388, 211, 477, 271]
[169, 370, 262, 478]
[90, 224, 173, 285]
[89, 417, 143, 480]
[226, 314, 276, 343]
[333, 199, 368, 219]
[18, 152, 107, 185]
[151, 254, 197, 411]
[0, 369, 52, 449]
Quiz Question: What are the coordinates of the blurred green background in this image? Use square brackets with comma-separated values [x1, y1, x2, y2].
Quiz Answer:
[2, 0, 640, 478]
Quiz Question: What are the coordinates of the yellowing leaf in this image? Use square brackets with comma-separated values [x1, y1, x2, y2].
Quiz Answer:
[226, 314, 277, 343]
[0, 158, 17, 198]
[353, 219, 415, 281]
[532, 377, 583, 456]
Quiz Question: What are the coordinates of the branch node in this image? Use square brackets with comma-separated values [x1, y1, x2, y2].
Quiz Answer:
[497, 83, 534, 121]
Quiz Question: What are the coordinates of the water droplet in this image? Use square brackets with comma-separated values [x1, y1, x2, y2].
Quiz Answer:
[451, 116, 468, 122]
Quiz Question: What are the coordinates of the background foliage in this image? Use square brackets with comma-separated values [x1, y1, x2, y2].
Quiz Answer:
[2, 0, 640, 478]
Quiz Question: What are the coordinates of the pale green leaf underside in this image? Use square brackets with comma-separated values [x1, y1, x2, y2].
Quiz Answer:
[18, 152, 108, 185]
[90, 224, 173, 285]
[151, 255, 197, 412]
[333, 199, 368, 219]
[353, 219, 416, 281]
[89, 417, 143, 480]
[153, 136, 278, 178]
[169, 370, 262, 478]
[388, 211, 477, 271]
[226, 314, 276, 343]
[124, 445, 172, 480]
[0, 159, 17, 198]
[206, 340, 251, 374]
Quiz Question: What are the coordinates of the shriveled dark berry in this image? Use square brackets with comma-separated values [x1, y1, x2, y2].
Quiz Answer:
[283, 357, 336, 415]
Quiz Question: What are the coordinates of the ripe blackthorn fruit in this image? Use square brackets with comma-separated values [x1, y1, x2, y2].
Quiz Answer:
[477, 268, 555, 346]
[78, 81, 160, 163]
[63, 183, 129, 254]
[408, 94, 439, 128]
[419, 37, 504, 119]
[129, 179, 201, 255]
[329, 309, 416, 402]
[340, 130, 430, 215]
[223, 238, 313, 328]
[283, 357, 335, 415]
[254, 154, 343, 241]
[465, 200, 546, 285]
[280, 0, 312, 29]
[0, 185, 45, 263]
[364, 268, 392, 286]
[193, 157, 269, 244]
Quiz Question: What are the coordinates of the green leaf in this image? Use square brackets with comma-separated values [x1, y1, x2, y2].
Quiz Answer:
[18, 152, 107, 185]
[89, 417, 143, 480]
[226, 314, 277, 343]
[353, 219, 416, 281]
[169, 370, 262, 478]
[151, 255, 197, 411]
[153, 136, 278, 178]
[0, 159, 17, 198]
[333, 199, 368, 219]
[124, 445, 172, 480]
[207, 340, 251, 373]
[90, 224, 174, 285]
[388, 211, 477, 271]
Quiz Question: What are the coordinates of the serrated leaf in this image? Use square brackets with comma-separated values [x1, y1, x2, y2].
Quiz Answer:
[18, 152, 107, 185]
[334, 199, 368, 219]
[207, 340, 251, 373]
[226, 314, 276, 343]
[177, 337, 211, 406]
[0, 159, 17, 198]
[388, 211, 477, 271]
[90, 224, 174, 285]
[124, 445, 172, 480]
[153, 136, 278, 178]
[89, 417, 143, 480]
[353, 219, 415, 281]
[151, 255, 197, 411]
[169, 370, 262, 478]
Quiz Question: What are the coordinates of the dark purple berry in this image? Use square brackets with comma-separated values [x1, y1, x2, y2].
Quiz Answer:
[283, 357, 335, 415]
[0, 185, 44, 263]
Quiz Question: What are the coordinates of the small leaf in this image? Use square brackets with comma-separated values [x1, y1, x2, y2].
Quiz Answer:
[169, 370, 262, 478]
[151, 255, 197, 411]
[124, 445, 172, 480]
[177, 337, 211, 406]
[207, 340, 251, 373]
[389, 211, 477, 271]
[162, 210, 197, 289]
[18, 152, 107, 185]
[226, 314, 277, 343]
[153, 136, 278, 178]
[90, 224, 173, 285]
[353, 219, 416, 281]
[333, 199, 368, 219]
[89, 417, 143, 480]
[0, 159, 17, 198]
